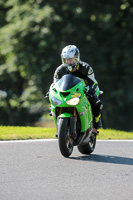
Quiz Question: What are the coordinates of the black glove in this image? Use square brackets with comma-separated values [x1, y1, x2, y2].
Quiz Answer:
[87, 88, 95, 96]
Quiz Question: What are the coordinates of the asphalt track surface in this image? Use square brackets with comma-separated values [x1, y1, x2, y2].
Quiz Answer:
[0, 139, 133, 200]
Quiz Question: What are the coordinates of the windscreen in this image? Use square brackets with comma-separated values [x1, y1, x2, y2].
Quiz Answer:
[58, 74, 81, 91]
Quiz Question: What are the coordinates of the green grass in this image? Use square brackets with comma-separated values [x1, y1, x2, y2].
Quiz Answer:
[97, 129, 133, 140]
[0, 126, 56, 140]
[0, 126, 133, 140]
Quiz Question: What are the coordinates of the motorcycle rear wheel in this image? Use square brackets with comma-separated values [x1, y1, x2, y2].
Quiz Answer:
[58, 118, 73, 157]
[77, 134, 96, 154]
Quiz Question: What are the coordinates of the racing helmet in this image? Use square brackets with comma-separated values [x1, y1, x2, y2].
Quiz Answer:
[61, 45, 80, 71]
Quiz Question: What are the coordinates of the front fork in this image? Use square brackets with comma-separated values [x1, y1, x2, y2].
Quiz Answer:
[57, 115, 77, 139]
[69, 116, 77, 139]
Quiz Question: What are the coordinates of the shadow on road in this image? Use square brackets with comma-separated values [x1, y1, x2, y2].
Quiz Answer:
[69, 154, 133, 166]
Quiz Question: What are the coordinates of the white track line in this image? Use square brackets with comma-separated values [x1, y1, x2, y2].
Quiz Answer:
[98, 140, 133, 142]
[0, 139, 57, 143]
[0, 139, 133, 143]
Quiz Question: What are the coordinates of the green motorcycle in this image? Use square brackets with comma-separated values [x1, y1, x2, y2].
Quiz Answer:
[49, 74, 99, 157]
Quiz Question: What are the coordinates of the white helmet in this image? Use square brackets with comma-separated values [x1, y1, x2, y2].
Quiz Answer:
[61, 45, 80, 71]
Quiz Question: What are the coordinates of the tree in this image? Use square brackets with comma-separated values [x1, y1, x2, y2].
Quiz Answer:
[0, 0, 133, 130]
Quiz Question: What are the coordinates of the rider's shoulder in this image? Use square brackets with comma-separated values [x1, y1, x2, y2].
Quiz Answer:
[79, 61, 93, 74]
[55, 64, 68, 76]
[56, 64, 68, 71]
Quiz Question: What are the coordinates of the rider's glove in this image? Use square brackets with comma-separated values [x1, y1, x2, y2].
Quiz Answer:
[87, 88, 95, 96]
[84, 87, 95, 97]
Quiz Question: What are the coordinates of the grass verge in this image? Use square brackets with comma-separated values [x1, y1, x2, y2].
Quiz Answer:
[0, 126, 56, 140]
[0, 126, 133, 140]
[97, 129, 133, 140]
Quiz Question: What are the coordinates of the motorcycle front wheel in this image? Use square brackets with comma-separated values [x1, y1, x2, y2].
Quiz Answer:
[58, 118, 73, 157]
[77, 134, 96, 155]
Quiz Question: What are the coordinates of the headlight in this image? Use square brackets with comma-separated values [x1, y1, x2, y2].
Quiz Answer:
[66, 97, 80, 105]
[51, 96, 62, 105]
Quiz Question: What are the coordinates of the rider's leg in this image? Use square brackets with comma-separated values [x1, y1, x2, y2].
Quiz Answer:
[89, 94, 103, 129]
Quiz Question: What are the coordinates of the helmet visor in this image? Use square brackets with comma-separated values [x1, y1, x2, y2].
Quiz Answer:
[62, 58, 78, 65]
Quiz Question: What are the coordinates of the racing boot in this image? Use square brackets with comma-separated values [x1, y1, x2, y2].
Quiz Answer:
[94, 114, 102, 129]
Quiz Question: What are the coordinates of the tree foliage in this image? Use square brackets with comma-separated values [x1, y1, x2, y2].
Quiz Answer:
[0, 0, 133, 130]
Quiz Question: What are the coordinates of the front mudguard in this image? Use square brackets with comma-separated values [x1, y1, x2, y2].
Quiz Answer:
[58, 113, 73, 118]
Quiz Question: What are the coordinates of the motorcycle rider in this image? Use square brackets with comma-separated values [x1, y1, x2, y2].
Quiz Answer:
[53, 45, 103, 129]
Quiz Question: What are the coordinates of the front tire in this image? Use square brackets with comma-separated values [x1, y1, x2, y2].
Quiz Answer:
[77, 134, 96, 154]
[58, 118, 73, 157]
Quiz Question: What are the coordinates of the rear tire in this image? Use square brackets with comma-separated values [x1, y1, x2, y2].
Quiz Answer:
[58, 118, 73, 157]
[77, 134, 96, 154]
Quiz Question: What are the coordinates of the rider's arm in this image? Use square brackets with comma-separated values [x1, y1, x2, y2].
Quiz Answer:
[54, 73, 60, 83]
[53, 64, 68, 83]
[84, 64, 99, 94]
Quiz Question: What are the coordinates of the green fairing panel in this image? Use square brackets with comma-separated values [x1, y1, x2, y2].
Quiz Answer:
[49, 74, 93, 133]
[76, 99, 92, 132]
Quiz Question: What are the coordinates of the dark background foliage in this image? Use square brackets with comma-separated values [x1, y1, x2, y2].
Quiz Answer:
[0, 0, 133, 131]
